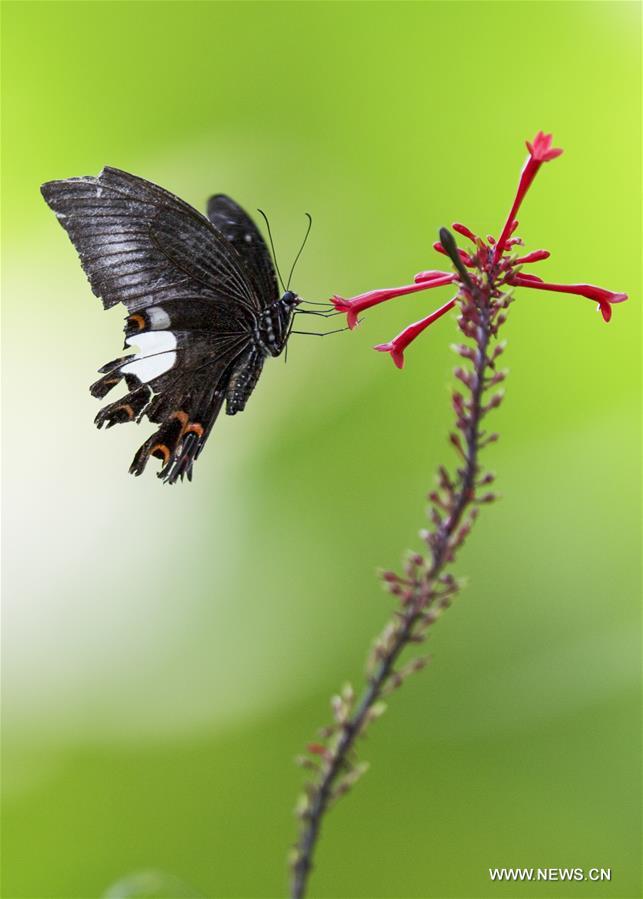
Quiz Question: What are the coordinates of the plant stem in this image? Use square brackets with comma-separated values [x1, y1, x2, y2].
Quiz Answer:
[290, 291, 494, 899]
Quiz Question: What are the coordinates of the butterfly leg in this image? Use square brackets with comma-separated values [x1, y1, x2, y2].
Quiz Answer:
[291, 326, 350, 337]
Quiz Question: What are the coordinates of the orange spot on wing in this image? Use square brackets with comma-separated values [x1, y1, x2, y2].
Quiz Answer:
[117, 403, 135, 420]
[128, 314, 145, 331]
[171, 411, 203, 438]
[150, 443, 170, 465]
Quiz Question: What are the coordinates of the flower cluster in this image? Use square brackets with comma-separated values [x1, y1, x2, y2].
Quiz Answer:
[332, 132, 628, 368]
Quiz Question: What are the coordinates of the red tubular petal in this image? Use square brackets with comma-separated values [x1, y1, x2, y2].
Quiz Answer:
[374, 342, 405, 368]
[525, 131, 563, 162]
[513, 249, 551, 264]
[373, 297, 457, 369]
[526, 131, 564, 162]
[346, 308, 359, 330]
[495, 133, 562, 262]
[511, 275, 628, 318]
[331, 295, 359, 330]
[432, 241, 473, 267]
[331, 295, 350, 311]
[452, 222, 477, 242]
[494, 157, 540, 260]
[512, 272, 544, 284]
[332, 277, 456, 331]
[414, 270, 456, 284]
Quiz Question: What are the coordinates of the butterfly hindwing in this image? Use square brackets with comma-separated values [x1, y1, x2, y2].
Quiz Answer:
[140, 343, 266, 483]
[129, 372, 228, 483]
[94, 313, 251, 482]
[89, 297, 251, 401]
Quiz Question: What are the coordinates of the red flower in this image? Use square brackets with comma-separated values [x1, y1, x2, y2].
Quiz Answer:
[330, 131, 628, 368]
[414, 269, 454, 282]
[526, 131, 564, 162]
[374, 298, 457, 368]
[331, 273, 455, 330]
[509, 274, 628, 322]
[452, 222, 477, 242]
[494, 131, 563, 260]
[513, 249, 550, 265]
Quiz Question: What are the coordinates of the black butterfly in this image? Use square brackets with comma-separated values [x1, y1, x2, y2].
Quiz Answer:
[41, 167, 304, 484]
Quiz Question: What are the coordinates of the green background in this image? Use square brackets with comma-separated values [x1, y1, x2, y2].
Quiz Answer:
[2, 2, 640, 898]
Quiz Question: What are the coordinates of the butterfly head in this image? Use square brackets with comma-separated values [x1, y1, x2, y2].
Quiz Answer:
[281, 290, 301, 308]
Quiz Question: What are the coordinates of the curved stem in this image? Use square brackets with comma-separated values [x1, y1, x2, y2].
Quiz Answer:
[290, 292, 494, 899]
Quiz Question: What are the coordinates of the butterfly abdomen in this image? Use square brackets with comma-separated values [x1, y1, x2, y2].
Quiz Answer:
[226, 348, 264, 415]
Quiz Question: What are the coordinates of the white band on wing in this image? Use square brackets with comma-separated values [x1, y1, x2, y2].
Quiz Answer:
[121, 331, 177, 382]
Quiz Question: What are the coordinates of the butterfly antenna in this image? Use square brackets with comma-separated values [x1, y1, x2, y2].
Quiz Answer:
[257, 208, 286, 292]
[286, 213, 312, 290]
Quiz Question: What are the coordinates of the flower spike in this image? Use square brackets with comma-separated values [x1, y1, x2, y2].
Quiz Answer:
[294, 137, 630, 892]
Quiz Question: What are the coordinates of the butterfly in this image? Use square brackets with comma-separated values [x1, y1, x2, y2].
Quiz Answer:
[41, 167, 306, 484]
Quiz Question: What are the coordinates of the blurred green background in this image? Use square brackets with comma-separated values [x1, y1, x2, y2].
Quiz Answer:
[2, 2, 640, 898]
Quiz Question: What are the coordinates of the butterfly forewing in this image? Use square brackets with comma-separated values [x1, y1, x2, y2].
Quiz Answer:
[41, 167, 286, 483]
[41, 168, 256, 311]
